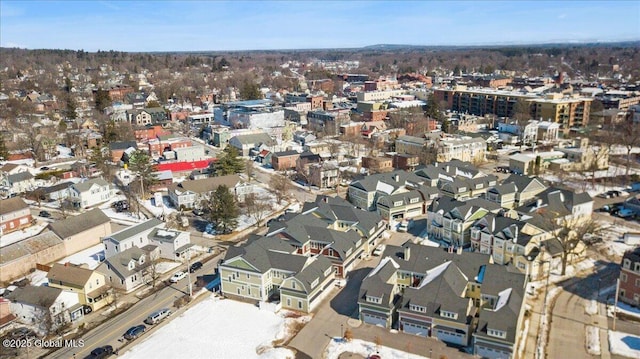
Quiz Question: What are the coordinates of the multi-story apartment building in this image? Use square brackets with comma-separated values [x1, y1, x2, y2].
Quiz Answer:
[433, 86, 593, 134]
[619, 247, 640, 307]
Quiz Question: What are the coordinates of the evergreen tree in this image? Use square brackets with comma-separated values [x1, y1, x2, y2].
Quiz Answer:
[94, 88, 111, 112]
[205, 185, 239, 232]
[128, 150, 157, 198]
[425, 94, 443, 121]
[214, 146, 244, 176]
[240, 80, 262, 100]
[65, 95, 77, 120]
[0, 132, 9, 160]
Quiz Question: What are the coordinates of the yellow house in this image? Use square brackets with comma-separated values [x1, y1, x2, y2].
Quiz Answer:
[47, 263, 112, 311]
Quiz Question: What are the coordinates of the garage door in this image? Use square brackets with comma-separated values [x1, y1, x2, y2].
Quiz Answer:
[476, 345, 510, 359]
[362, 313, 386, 327]
[435, 328, 464, 346]
[402, 322, 428, 337]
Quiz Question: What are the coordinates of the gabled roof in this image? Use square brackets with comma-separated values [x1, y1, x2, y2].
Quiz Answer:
[107, 218, 163, 243]
[288, 255, 333, 293]
[5, 285, 63, 308]
[503, 174, 547, 193]
[488, 182, 517, 195]
[0, 197, 29, 215]
[108, 141, 138, 151]
[47, 263, 95, 288]
[230, 133, 276, 146]
[167, 174, 240, 195]
[7, 171, 34, 183]
[349, 170, 424, 193]
[39, 181, 74, 194]
[71, 178, 111, 192]
[0, 231, 62, 265]
[273, 150, 300, 157]
[515, 186, 592, 216]
[49, 208, 111, 239]
[97, 247, 151, 279]
[359, 257, 399, 307]
[307, 195, 383, 236]
[223, 236, 304, 274]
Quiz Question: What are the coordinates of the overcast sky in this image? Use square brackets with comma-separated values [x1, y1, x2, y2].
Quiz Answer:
[1, 1, 638, 51]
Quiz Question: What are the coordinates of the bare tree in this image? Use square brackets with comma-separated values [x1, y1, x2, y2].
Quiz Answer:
[270, 174, 291, 204]
[243, 192, 273, 227]
[143, 251, 163, 289]
[244, 159, 255, 182]
[538, 213, 603, 276]
[617, 118, 640, 181]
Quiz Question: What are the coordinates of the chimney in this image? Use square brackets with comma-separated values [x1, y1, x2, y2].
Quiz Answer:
[536, 198, 543, 208]
[394, 174, 400, 182]
[404, 246, 411, 261]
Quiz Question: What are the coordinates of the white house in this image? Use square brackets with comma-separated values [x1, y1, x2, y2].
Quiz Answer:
[96, 247, 153, 292]
[167, 174, 242, 209]
[69, 178, 115, 208]
[102, 218, 192, 260]
[6, 285, 81, 333]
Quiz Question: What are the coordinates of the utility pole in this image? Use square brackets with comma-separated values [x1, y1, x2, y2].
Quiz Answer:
[613, 277, 620, 331]
[186, 248, 193, 298]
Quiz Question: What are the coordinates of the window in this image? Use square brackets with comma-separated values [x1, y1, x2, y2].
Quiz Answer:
[247, 273, 250, 279]
[287, 298, 291, 306]
[298, 301, 302, 309]
[440, 311, 458, 320]
[636, 278, 640, 287]
[237, 288, 241, 295]
[366, 295, 381, 304]
[394, 201, 403, 207]
[410, 197, 419, 204]
[488, 329, 506, 338]
[409, 304, 426, 313]
[623, 259, 631, 269]
[621, 273, 628, 282]
[292, 282, 296, 289]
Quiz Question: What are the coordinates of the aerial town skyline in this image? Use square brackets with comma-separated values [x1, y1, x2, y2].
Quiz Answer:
[0, 0, 638, 51]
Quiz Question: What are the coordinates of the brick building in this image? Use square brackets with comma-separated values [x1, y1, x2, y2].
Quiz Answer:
[619, 247, 640, 307]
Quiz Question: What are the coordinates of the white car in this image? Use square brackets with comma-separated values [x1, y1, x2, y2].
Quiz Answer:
[372, 244, 386, 256]
[170, 271, 187, 283]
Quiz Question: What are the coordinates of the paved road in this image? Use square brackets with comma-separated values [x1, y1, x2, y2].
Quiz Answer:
[46, 252, 223, 359]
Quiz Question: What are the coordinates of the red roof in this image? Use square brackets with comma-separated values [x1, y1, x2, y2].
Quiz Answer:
[156, 160, 214, 172]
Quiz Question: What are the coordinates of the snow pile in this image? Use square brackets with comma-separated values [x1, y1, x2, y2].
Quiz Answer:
[28, 270, 49, 286]
[608, 330, 640, 358]
[324, 338, 426, 359]
[585, 299, 598, 315]
[608, 302, 640, 321]
[119, 296, 295, 359]
[585, 326, 601, 355]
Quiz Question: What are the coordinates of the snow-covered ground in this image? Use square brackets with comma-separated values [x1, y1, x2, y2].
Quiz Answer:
[100, 207, 146, 225]
[324, 338, 427, 359]
[57, 243, 105, 269]
[0, 223, 48, 248]
[608, 330, 640, 358]
[608, 302, 640, 321]
[586, 326, 601, 355]
[155, 261, 181, 274]
[236, 186, 287, 231]
[28, 270, 49, 286]
[141, 195, 178, 218]
[595, 221, 639, 259]
[119, 296, 297, 359]
[540, 164, 640, 197]
[585, 299, 598, 315]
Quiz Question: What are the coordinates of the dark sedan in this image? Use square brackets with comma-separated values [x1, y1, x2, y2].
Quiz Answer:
[84, 345, 114, 359]
[123, 325, 146, 340]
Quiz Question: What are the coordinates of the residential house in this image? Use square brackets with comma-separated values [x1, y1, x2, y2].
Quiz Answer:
[393, 154, 420, 171]
[508, 151, 565, 175]
[4, 171, 36, 195]
[47, 263, 112, 311]
[6, 285, 81, 331]
[300, 195, 387, 255]
[228, 132, 276, 157]
[68, 178, 115, 208]
[96, 247, 156, 292]
[414, 160, 498, 200]
[271, 150, 300, 171]
[427, 197, 502, 248]
[470, 214, 547, 268]
[619, 247, 640, 307]
[266, 213, 366, 278]
[167, 174, 242, 209]
[472, 268, 527, 359]
[48, 208, 112, 256]
[38, 181, 74, 202]
[358, 257, 402, 328]
[362, 156, 394, 173]
[395, 135, 427, 156]
[308, 162, 339, 189]
[484, 175, 546, 211]
[0, 197, 32, 235]
[102, 218, 190, 261]
[108, 141, 138, 162]
[348, 170, 426, 212]
[515, 186, 593, 225]
[551, 138, 609, 172]
[376, 186, 439, 221]
[364, 243, 527, 359]
[219, 236, 335, 313]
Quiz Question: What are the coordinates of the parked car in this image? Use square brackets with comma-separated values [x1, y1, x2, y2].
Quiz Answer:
[189, 261, 203, 273]
[398, 221, 409, 232]
[144, 308, 171, 325]
[617, 208, 635, 218]
[598, 192, 612, 199]
[609, 190, 622, 197]
[9, 327, 36, 340]
[192, 208, 204, 216]
[39, 210, 51, 218]
[39, 166, 50, 171]
[170, 271, 187, 283]
[85, 345, 113, 359]
[123, 325, 146, 340]
[372, 244, 386, 256]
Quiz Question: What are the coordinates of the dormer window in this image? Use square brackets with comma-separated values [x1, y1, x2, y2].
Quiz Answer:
[488, 329, 507, 338]
[139, 255, 145, 265]
[366, 295, 381, 304]
[440, 310, 458, 320]
[410, 197, 419, 204]
[128, 261, 135, 270]
[409, 304, 426, 313]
